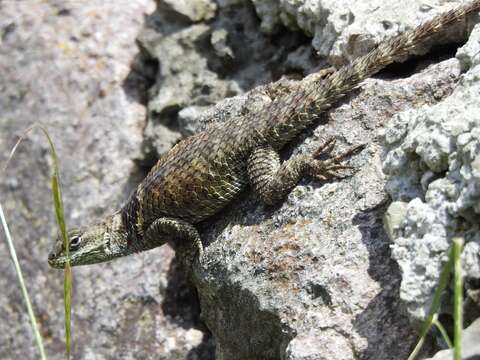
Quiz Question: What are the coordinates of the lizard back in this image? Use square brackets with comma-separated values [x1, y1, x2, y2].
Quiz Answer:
[123, 0, 480, 237]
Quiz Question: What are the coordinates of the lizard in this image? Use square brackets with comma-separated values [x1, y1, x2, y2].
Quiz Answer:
[48, 0, 480, 270]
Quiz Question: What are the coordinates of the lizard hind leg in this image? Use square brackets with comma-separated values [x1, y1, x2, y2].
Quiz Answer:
[247, 138, 365, 206]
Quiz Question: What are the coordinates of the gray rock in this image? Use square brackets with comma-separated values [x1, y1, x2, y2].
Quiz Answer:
[251, 0, 478, 65]
[0, 1, 213, 359]
[157, 0, 217, 22]
[2, 0, 480, 359]
[457, 21, 480, 71]
[383, 24, 480, 324]
[384, 201, 409, 241]
[137, 0, 311, 164]
[285, 331, 354, 360]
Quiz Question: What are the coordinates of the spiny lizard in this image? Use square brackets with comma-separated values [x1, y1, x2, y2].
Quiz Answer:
[48, 1, 480, 270]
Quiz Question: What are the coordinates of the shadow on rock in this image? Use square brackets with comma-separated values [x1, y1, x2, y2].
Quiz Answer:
[352, 203, 426, 359]
[163, 255, 215, 359]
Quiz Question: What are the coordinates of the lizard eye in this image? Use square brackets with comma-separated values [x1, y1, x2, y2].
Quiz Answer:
[69, 236, 82, 251]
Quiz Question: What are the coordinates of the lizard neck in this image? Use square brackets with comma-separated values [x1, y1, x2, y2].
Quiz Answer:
[103, 211, 132, 259]
[120, 194, 165, 255]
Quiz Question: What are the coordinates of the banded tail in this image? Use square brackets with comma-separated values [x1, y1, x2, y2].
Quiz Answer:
[263, 0, 480, 148]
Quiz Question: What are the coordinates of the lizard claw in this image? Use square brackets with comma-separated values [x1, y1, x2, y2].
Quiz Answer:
[308, 140, 365, 181]
[313, 137, 336, 158]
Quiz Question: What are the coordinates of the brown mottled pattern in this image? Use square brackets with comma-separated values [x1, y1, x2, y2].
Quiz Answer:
[48, 1, 480, 268]
[122, 0, 480, 239]
[132, 121, 251, 228]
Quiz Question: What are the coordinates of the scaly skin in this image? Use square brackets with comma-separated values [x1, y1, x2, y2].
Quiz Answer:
[48, 1, 480, 269]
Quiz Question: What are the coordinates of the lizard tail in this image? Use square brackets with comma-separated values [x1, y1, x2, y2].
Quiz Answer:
[264, 0, 480, 148]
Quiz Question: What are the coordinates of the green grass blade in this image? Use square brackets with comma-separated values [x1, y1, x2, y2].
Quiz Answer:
[2, 124, 72, 358]
[0, 202, 47, 360]
[63, 264, 72, 358]
[433, 315, 453, 349]
[452, 237, 464, 360]
[408, 245, 455, 360]
[48, 137, 71, 358]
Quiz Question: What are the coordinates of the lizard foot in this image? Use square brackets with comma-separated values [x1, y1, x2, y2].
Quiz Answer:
[307, 138, 365, 181]
[175, 241, 204, 281]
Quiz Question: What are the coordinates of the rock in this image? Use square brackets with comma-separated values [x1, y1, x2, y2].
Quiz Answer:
[2, 0, 480, 359]
[384, 201, 409, 241]
[251, 0, 478, 65]
[157, 0, 217, 22]
[285, 331, 355, 360]
[383, 24, 480, 324]
[0, 1, 214, 359]
[137, 1, 310, 164]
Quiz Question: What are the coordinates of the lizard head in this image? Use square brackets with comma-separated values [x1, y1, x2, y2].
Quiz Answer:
[48, 212, 128, 269]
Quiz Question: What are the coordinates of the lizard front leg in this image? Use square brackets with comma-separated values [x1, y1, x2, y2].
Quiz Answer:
[144, 217, 203, 273]
[247, 138, 365, 205]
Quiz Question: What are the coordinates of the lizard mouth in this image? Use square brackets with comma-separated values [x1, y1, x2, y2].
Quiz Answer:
[47, 238, 68, 269]
[48, 251, 66, 269]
